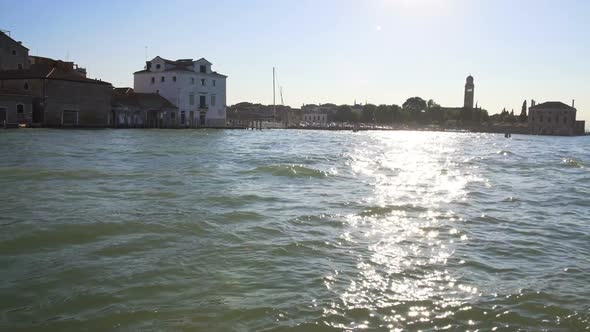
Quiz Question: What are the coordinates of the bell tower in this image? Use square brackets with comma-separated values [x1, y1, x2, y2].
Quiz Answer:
[464, 75, 474, 109]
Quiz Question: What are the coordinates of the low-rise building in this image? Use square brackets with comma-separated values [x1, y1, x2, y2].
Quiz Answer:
[134, 56, 227, 127]
[302, 104, 332, 126]
[282, 108, 303, 127]
[112, 88, 178, 128]
[0, 30, 29, 71]
[0, 88, 33, 127]
[0, 57, 112, 127]
[529, 101, 585, 136]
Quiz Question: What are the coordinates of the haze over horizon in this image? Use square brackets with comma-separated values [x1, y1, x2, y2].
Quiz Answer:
[1, 0, 588, 121]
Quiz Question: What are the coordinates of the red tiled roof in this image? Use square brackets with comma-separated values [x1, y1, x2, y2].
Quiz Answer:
[112, 89, 177, 109]
[0, 63, 111, 85]
[135, 56, 227, 77]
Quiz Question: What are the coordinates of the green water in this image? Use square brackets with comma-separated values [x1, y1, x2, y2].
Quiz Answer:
[1, 129, 589, 331]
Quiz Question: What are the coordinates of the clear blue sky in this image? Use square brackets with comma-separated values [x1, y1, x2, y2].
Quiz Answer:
[1, 0, 589, 120]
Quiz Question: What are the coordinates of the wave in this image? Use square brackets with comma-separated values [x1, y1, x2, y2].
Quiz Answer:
[0, 167, 145, 180]
[220, 211, 265, 222]
[0, 221, 174, 255]
[502, 196, 521, 203]
[496, 150, 517, 157]
[359, 204, 428, 217]
[562, 158, 584, 168]
[243, 165, 330, 178]
[205, 194, 281, 208]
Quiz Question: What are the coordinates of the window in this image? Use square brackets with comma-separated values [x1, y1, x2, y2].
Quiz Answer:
[191, 77, 195, 85]
[23, 82, 28, 90]
[200, 65, 206, 73]
[173, 76, 177, 82]
[161, 76, 165, 82]
[563, 117, 567, 124]
[17, 64, 23, 70]
[11, 50, 16, 55]
[211, 95, 216, 106]
[170, 112, 176, 120]
[17, 104, 24, 114]
[200, 95, 206, 108]
[181, 111, 186, 125]
[156, 64, 161, 69]
[213, 80, 216, 87]
[151, 77, 155, 84]
[201, 79, 206, 86]
[189, 93, 195, 106]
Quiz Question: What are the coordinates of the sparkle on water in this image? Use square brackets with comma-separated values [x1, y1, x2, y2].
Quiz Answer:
[0, 129, 589, 331]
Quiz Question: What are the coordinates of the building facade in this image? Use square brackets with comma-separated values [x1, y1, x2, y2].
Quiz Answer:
[529, 101, 585, 136]
[303, 110, 328, 126]
[134, 56, 227, 127]
[302, 104, 334, 126]
[282, 108, 303, 127]
[0, 31, 29, 71]
[0, 89, 33, 127]
[112, 88, 179, 128]
[0, 59, 112, 127]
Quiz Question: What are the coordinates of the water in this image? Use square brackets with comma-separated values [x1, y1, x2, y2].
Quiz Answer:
[0, 129, 589, 331]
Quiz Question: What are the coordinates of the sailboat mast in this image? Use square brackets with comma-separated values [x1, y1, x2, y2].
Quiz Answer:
[273, 67, 276, 120]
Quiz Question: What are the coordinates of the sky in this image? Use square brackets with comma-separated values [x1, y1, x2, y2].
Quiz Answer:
[1, 0, 589, 121]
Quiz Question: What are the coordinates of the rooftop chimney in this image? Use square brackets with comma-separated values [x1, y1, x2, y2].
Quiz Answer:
[572, 99, 575, 108]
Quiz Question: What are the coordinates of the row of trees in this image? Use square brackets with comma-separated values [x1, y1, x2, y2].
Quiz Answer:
[329, 97, 490, 125]
[229, 98, 531, 126]
[489, 100, 529, 123]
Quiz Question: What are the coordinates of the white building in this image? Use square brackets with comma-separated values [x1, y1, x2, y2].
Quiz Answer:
[302, 104, 332, 126]
[134, 56, 227, 127]
[303, 112, 328, 126]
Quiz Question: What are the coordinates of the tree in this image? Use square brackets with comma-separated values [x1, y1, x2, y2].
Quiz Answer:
[333, 105, 350, 123]
[403, 97, 427, 123]
[519, 100, 528, 122]
[481, 109, 490, 122]
[333, 105, 359, 123]
[403, 97, 427, 112]
[361, 104, 377, 123]
[425, 99, 442, 123]
[374, 104, 393, 124]
[427, 99, 440, 109]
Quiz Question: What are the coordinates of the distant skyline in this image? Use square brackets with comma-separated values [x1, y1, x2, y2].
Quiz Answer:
[1, 0, 589, 121]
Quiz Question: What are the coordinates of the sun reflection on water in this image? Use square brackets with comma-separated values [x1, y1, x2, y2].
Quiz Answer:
[324, 132, 485, 329]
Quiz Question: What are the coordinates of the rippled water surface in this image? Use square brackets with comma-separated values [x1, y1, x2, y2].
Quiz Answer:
[1, 129, 589, 331]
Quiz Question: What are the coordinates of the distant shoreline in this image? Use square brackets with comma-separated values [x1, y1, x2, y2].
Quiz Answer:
[3, 124, 589, 136]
